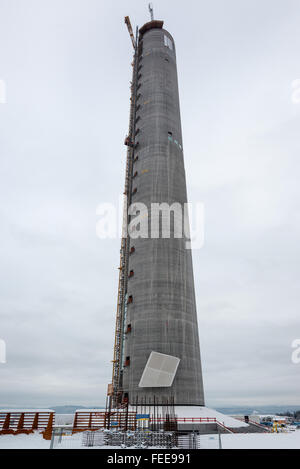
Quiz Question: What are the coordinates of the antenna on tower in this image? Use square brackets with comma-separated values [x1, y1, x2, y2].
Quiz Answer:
[148, 3, 154, 21]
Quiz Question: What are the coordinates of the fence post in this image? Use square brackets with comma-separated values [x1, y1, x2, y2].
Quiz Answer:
[49, 428, 56, 449]
[17, 413, 24, 433]
[3, 413, 10, 431]
[32, 413, 39, 431]
[218, 428, 222, 449]
[43, 413, 54, 440]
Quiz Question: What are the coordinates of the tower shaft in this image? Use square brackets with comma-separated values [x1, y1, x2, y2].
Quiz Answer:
[112, 19, 205, 407]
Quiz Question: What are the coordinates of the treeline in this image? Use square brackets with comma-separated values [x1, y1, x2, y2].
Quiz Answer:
[278, 410, 300, 419]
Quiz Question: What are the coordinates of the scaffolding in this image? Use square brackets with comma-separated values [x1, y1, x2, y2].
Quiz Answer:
[110, 18, 139, 409]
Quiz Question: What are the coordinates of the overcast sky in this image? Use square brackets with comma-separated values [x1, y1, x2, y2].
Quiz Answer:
[0, 0, 300, 409]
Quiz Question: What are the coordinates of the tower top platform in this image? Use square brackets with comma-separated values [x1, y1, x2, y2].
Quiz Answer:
[139, 20, 164, 36]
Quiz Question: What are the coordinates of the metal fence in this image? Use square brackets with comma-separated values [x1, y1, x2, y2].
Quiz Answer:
[50, 426, 83, 449]
[50, 427, 222, 449]
[177, 433, 222, 449]
[82, 430, 105, 447]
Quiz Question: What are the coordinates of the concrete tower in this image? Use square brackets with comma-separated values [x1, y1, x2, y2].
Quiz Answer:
[111, 18, 205, 408]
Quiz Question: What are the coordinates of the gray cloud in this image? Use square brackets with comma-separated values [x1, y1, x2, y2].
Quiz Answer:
[0, 0, 300, 408]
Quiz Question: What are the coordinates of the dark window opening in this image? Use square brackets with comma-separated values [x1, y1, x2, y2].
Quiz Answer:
[127, 295, 133, 304]
[124, 136, 134, 147]
[126, 324, 132, 334]
[124, 356, 130, 367]
[129, 270, 134, 278]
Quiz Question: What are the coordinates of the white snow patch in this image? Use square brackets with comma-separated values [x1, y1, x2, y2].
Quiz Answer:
[0, 409, 54, 413]
[75, 409, 104, 413]
[220, 430, 300, 449]
[173, 406, 249, 428]
[1, 429, 300, 449]
[0, 432, 50, 449]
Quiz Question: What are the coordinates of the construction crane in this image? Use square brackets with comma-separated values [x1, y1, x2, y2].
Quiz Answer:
[109, 18, 139, 410]
[124, 16, 136, 49]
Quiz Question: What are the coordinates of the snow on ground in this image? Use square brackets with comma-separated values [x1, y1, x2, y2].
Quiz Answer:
[0, 432, 50, 449]
[174, 406, 249, 428]
[219, 430, 300, 449]
[1, 429, 300, 449]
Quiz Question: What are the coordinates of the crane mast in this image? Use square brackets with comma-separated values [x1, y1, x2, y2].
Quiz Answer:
[109, 17, 139, 409]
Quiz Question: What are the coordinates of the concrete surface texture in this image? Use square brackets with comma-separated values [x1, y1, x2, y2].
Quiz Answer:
[122, 22, 204, 406]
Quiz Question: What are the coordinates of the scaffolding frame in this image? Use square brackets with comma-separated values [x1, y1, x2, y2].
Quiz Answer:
[110, 22, 139, 408]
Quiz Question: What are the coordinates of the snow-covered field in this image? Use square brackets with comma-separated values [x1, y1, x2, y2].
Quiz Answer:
[0, 430, 300, 449]
[0, 432, 50, 449]
[220, 430, 300, 449]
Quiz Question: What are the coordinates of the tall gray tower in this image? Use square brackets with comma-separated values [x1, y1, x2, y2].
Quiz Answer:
[110, 17, 204, 408]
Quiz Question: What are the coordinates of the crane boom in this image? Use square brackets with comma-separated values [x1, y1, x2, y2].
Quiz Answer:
[124, 16, 136, 49]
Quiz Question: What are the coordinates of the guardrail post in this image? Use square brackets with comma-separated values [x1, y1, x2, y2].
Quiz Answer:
[3, 413, 10, 431]
[218, 427, 222, 449]
[32, 413, 39, 430]
[43, 413, 54, 440]
[49, 428, 56, 449]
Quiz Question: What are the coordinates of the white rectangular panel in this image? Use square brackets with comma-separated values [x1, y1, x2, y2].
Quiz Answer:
[139, 351, 180, 388]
